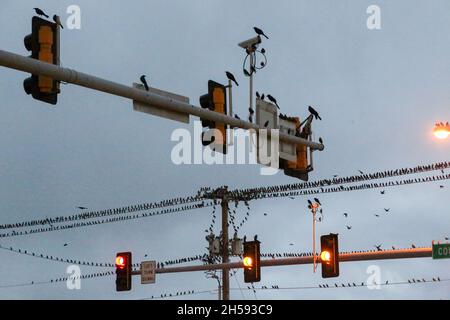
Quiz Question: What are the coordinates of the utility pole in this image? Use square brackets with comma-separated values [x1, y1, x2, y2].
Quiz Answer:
[221, 190, 230, 300]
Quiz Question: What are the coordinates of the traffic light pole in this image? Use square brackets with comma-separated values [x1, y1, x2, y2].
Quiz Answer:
[221, 196, 230, 300]
[144, 247, 432, 275]
[0, 50, 324, 151]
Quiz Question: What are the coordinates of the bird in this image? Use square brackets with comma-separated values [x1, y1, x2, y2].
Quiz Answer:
[263, 213, 267, 216]
[391, 246, 396, 250]
[375, 245, 382, 251]
[256, 91, 260, 98]
[380, 190, 385, 194]
[384, 208, 390, 212]
[225, 71, 239, 86]
[253, 27, 269, 39]
[374, 214, 380, 217]
[264, 120, 269, 128]
[77, 207, 88, 210]
[343, 213, 348, 217]
[445, 237, 449, 241]
[440, 185, 444, 189]
[313, 198, 321, 205]
[319, 137, 323, 144]
[243, 69, 251, 77]
[53, 15, 64, 29]
[34, 8, 49, 18]
[289, 243, 294, 246]
[260, 93, 265, 100]
[346, 225, 352, 230]
[411, 244, 416, 248]
[140, 75, 149, 91]
[358, 170, 364, 174]
[289, 196, 295, 200]
[267, 94, 280, 109]
[63, 243, 68, 247]
[308, 106, 322, 120]
[254, 234, 258, 241]
[307, 199, 313, 206]
[234, 114, 241, 120]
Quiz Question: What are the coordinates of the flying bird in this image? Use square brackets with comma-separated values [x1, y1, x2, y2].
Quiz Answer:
[263, 213, 267, 216]
[346, 225, 352, 230]
[267, 94, 280, 109]
[77, 207, 88, 210]
[140, 75, 149, 91]
[358, 170, 364, 174]
[308, 106, 321, 120]
[225, 71, 239, 86]
[380, 190, 385, 194]
[384, 208, 390, 212]
[374, 214, 380, 217]
[63, 243, 68, 247]
[53, 15, 64, 29]
[343, 213, 348, 217]
[253, 27, 269, 39]
[34, 8, 49, 18]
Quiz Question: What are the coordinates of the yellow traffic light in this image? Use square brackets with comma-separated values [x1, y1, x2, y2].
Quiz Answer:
[243, 240, 261, 283]
[320, 250, 331, 263]
[243, 256, 253, 268]
[320, 233, 339, 278]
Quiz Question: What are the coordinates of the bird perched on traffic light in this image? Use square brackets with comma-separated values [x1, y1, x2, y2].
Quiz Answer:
[308, 106, 322, 120]
[34, 7, 49, 18]
[313, 198, 321, 205]
[267, 94, 280, 109]
[140, 75, 149, 91]
[253, 27, 269, 39]
[319, 137, 323, 144]
[53, 15, 64, 29]
[243, 69, 251, 77]
[225, 71, 239, 86]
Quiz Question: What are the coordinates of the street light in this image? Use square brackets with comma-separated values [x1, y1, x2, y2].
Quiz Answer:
[433, 122, 450, 140]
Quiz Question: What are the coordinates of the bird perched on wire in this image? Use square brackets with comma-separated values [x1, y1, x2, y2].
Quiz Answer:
[53, 15, 64, 29]
[375, 244, 382, 251]
[253, 27, 269, 39]
[308, 106, 322, 120]
[267, 94, 280, 109]
[140, 75, 149, 91]
[225, 71, 239, 86]
[34, 8, 49, 18]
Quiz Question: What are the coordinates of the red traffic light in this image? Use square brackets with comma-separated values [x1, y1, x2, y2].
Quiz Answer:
[115, 255, 126, 269]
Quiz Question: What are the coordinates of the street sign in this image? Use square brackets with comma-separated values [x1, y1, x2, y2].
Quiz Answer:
[133, 83, 190, 124]
[432, 243, 450, 259]
[141, 261, 156, 284]
[255, 98, 278, 167]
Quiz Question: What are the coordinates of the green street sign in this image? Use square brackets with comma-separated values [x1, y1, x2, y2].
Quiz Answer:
[432, 243, 450, 259]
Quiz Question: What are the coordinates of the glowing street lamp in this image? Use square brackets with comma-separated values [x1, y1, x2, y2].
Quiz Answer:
[433, 122, 450, 140]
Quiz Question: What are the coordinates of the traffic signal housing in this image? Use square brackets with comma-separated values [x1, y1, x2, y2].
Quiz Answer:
[320, 233, 339, 278]
[283, 117, 311, 181]
[23, 16, 60, 105]
[115, 252, 132, 291]
[199, 80, 228, 153]
[243, 240, 261, 283]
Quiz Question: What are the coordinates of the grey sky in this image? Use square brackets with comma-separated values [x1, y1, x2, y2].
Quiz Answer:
[0, 0, 449, 299]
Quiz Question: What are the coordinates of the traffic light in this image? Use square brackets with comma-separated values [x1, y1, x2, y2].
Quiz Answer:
[243, 240, 261, 283]
[23, 16, 60, 105]
[199, 80, 227, 153]
[284, 117, 311, 181]
[115, 252, 132, 291]
[320, 233, 339, 278]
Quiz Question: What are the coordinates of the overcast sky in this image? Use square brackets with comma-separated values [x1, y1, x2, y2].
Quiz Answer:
[0, 0, 449, 299]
